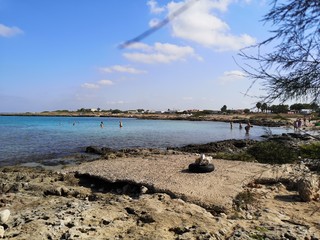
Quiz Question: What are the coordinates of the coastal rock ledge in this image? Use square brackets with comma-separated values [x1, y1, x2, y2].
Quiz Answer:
[0, 153, 319, 239]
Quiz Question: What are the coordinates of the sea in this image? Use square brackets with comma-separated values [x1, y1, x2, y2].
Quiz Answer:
[0, 116, 293, 167]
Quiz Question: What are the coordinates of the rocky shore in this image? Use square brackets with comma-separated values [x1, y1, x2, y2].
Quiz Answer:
[0, 135, 319, 239]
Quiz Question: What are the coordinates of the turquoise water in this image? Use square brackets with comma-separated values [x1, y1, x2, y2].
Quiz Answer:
[0, 116, 292, 166]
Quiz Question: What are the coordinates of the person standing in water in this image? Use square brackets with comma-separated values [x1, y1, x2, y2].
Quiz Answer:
[119, 120, 123, 128]
[100, 121, 104, 128]
[245, 122, 251, 134]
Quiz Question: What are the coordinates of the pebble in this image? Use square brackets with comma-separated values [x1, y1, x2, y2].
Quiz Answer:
[0, 209, 10, 224]
[140, 186, 148, 194]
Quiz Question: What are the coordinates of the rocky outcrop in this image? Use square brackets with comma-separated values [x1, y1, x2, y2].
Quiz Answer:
[297, 175, 320, 201]
[0, 165, 319, 239]
[170, 139, 258, 153]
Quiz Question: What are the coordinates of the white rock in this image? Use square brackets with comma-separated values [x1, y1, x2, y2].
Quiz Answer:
[140, 186, 148, 194]
[0, 226, 4, 238]
[0, 209, 10, 224]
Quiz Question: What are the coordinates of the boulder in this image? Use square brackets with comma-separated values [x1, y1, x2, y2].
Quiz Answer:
[0, 209, 10, 224]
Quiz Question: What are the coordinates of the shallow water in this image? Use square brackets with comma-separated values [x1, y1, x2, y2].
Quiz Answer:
[0, 116, 292, 166]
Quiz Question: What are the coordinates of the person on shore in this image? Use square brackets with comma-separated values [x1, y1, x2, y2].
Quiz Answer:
[298, 118, 302, 128]
[100, 121, 104, 128]
[293, 119, 298, 131]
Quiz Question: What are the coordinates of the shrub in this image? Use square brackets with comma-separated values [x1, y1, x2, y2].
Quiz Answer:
[299, 142, 320, 159]
[233, 189, 256, 211]
[247, 141, 298, 164]
[213, 152, 255, 162]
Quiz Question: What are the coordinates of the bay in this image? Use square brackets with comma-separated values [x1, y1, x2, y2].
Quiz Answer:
[0, 116, 292, 166]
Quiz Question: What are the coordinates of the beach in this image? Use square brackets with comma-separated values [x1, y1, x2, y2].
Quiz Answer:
[0, 115, 319, 239]
[0, 146, 319, 239]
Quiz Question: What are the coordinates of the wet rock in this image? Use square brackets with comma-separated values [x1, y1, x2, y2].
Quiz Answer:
[85, 146, 114, 155]
[0, 209, 10, 224]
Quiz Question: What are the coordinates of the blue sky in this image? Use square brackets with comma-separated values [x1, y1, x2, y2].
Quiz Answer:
[1, 0, 272, 112]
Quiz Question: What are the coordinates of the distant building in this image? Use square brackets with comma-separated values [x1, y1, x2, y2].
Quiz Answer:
[300, 109, 313, 115]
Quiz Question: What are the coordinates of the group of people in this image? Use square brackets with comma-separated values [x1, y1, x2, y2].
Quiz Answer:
[100, 121, 123, 128]
[230, 121, 252, 134]
[293, 116, 311, 131]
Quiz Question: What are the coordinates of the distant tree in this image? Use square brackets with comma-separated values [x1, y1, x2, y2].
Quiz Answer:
[261, 103, 268, 113]
[220, 105, 227, 113]
[239, 0, 320, 103]
[290, 103, 305, 111]
[269, 104, 289, 114]
[256, 102, 262, 112]
[111, 109, 122, 114]
[243, 108, 250, 114]
[310, 102, 319, 111]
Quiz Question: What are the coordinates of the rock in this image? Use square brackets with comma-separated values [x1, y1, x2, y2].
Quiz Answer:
[0, 226, 4, 238]
[85, 146, 114, 155]
[140, 186, 148, 194]
[297, 176, 320, 202]
[0, 209, 10, 224]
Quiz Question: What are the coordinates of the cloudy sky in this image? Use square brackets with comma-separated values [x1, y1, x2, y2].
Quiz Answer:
[0, 0, 272, 112]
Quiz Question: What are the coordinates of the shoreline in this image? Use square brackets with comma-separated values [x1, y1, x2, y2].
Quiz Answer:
[0, 133, 319, 239]
[0, 112, 301, 127]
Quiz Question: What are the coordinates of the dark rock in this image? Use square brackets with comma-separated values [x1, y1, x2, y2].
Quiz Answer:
[85, 146, 114, 155]
[170, 139, 257, 154]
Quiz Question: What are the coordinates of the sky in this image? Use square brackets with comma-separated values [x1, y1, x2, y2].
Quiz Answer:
[0, 0, 274, 112]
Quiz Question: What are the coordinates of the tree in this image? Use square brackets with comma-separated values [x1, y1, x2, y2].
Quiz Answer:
[261, 103, 268, 113]
[239, 0, 320, 103]
[220, 105, 227, 113]
[256, 102, 262, 112]
[269, 104, 289, 114]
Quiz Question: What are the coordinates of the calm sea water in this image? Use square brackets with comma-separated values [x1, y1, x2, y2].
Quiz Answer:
[0, 116, 292, 166]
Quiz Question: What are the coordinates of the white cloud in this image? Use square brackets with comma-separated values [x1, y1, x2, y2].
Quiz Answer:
[99, 65, 147, 74]
[0, 23, 23, 37]
[81, 83, 100, 89]
[218, 70, 246, 85]
[167, 0, 256, 51]
[123, 42, 202, 64]
[81, 79, 115, 89]
[147, 0, 165, 14]
[98, 79, 114, 85]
